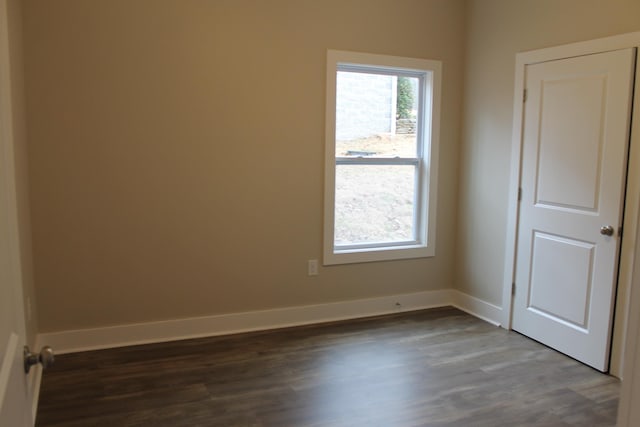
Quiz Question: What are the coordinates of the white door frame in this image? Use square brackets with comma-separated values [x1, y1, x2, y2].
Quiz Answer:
[617, 205, 640, 426]
[502, 31, 640, 378]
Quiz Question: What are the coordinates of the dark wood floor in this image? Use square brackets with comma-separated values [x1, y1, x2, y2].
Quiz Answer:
[36, 307, 619, 426]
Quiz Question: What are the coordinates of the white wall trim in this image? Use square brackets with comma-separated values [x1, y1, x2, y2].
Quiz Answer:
[38, 290, 452, 354]
[617, 197, 640, 426]
[452, 291, 502, 327]
[323, 50, 441, 266]
[503, 31, 640, 378]
[36, 289, 501, 355]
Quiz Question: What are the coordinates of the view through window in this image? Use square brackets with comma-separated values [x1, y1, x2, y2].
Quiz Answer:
[324, 51, 441, 265]
[335, 72, 420, 246]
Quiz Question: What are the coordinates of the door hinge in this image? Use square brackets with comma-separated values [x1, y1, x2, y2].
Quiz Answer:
[518, 187, 522, 201]
[523, 89, 528, 103]
[512, 282, 516, 296]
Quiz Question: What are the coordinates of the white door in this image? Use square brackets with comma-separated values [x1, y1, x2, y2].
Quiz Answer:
[0, 118, 31, 425]
[513, 48, 636, 371]
[0, 235, 31, 423]
[0, 0, 32, 423]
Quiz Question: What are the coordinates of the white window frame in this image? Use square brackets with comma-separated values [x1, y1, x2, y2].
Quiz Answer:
[324, 50, 441, 265]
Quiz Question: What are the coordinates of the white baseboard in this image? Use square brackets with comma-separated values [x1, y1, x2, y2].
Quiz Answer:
[36, 289, 503, 355]
[38, 289, 453, 354]
[452, 290, 503, 327]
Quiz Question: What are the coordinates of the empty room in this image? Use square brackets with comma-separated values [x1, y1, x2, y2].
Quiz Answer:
[2, 0, 640, 426]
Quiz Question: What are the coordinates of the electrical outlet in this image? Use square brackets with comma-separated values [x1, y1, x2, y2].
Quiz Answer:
[308, 259, 319, 276]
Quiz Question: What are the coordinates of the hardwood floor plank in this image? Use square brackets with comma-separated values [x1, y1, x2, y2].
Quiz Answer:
[36, 307, 619, 426]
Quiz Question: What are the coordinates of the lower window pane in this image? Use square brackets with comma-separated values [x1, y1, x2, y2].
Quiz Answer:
[335, 164, 416, 246]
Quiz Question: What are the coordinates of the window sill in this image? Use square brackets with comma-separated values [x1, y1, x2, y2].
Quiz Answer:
[323, 244, 434, 265]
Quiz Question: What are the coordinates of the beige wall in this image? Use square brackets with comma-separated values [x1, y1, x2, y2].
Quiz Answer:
[20, 0, 640, 336]
[23, 0, 465, 332]
[456, 0, 640, 305]
[7, 0, 37, 345]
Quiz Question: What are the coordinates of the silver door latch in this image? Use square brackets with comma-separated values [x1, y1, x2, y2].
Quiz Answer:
[600, 225, 615, 236]
[24, 346, 55, 374]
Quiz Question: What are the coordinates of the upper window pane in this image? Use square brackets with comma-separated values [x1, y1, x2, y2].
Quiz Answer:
[335, 71, 419, 158]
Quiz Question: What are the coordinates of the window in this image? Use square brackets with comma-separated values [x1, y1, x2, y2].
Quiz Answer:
[324, 50, 441, 265]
